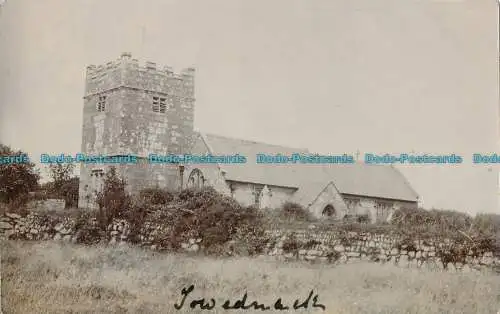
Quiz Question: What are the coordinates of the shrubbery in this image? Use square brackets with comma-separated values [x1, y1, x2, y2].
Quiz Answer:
[139, 188, 174, 205]
[262, 201, 315, 229]
[86, 173, 267, 256]
[95, 167, 132, 229]
[281, 201, 313, 221]
[74, 210, 104, 245]
[169, 187, 266, 255]
[391, 207, 500, 241]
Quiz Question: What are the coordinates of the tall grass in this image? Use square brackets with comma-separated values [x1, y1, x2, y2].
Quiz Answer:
[2, 240, 499, 314]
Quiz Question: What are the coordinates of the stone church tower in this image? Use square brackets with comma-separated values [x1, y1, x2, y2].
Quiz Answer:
[78, 53, 195, 208]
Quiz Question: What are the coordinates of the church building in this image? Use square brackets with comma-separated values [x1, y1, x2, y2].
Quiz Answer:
[78, 53, 419, 223]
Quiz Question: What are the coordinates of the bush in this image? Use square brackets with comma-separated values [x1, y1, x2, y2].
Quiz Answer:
[231, 206, 268, 255]
[390, 207, 500, 246]
[123, 205, 149, 244]
[95, 167, 132, 229]
[263, 202, 315, 229]
[59, 177, 79, 208]
[179, 186, 241, 210]
[139, 188, 174, 205]
[168, 188, 266, 256]
[281, 202, 313, 221]
[74, 210, 104, 245]
[170, 200, 238, 252]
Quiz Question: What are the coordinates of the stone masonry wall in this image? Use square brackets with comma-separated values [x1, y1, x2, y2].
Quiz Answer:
[79, 53, 196, 208]
[263, 229, 500, 273]
[1, 212, 499, 274]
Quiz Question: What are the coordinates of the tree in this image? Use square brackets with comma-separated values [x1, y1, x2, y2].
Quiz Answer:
[48, 163, 74, 190]
[0, 144, 40, 204]
[46, 163, 79, 208]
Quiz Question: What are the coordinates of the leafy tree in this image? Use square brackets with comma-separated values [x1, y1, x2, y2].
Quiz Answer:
[47, 163, 74, 190]
[46, 163, 79, 208]
[0, 144, 40, 204]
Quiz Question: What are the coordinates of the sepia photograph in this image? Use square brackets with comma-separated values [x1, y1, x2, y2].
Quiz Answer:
[0, 0, 499, 313]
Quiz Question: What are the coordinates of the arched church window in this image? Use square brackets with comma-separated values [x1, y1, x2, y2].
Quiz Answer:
[187, 168, 205, 189]
[322, 204, 335, 217]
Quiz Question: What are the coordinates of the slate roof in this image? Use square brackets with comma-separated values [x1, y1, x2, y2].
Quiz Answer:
[199, 132, 419, 203]
[322, 163, 419, 202]
[289, 164, 419, 205]
[200, 133, 309, 188]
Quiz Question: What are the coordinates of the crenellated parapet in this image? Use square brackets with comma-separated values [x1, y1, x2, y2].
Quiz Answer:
[85, 52, 195, 83]
[84, 53, 195, 102]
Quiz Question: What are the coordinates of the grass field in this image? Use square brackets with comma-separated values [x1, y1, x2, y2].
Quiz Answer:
[1, 240, 499, 314]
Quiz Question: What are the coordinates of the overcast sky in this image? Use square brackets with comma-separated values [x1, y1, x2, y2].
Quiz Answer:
[0, 0, 498, 215]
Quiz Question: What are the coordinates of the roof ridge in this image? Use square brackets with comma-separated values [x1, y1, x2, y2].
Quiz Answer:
[202, 132, 309, 152]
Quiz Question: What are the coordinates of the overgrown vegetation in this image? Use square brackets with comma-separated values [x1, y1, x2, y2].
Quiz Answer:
[262, 201, 315, 228]
[280, 201, 313, 221]
[169, 187, 266, 255]
[138, 187, 174, 205]
[73, 167, 268, 256]
[0, 144, 40, 208]
[95, 167, 132, 229]
[391, 207, 500, 253]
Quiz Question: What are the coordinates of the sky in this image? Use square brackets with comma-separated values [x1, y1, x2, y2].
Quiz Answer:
[0, 0, 498, 215]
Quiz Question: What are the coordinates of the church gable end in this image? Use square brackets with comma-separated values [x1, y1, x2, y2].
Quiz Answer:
[307, 182, 348, 219]
[182, 133, 231, 195]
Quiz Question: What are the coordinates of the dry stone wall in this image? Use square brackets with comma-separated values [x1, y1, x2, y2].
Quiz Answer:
[0, 212, 201, 252]
[26, 199, 65, 212]
[262, 229, 500, 273]
[1, 212, 499, 274]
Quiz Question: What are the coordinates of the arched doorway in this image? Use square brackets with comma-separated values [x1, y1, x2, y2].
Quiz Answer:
[187, 168, 205, 189]
[322, 204, 335, 217]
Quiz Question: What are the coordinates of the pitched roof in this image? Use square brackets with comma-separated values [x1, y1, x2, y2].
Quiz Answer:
[198, 132, 419, 202]
[200, 133, 309, 188]
[321, 163, 419, 202]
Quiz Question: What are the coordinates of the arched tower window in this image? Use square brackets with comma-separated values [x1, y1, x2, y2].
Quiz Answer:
[187, 168, 205, 189]
[322, 204, 335, 217]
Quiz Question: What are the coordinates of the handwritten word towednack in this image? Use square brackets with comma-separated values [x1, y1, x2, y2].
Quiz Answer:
[174, 285, 326, 311]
